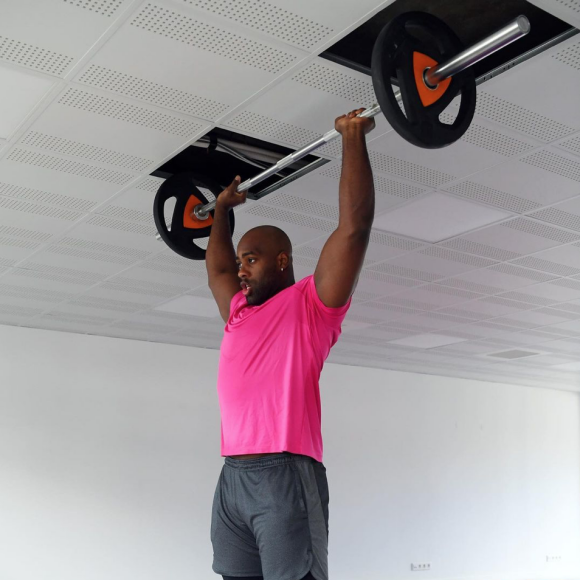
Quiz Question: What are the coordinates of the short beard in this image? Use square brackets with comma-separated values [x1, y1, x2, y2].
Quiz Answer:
[246, 273, 280, 306]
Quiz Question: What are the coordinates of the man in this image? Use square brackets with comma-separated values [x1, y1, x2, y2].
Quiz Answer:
[207, 109, 375, 580]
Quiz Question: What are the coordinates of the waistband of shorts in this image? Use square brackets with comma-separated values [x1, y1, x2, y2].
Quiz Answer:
[224, 452, 313, 470]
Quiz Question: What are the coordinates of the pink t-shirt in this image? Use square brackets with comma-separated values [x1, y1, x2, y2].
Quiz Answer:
[216, 275, 350, 463]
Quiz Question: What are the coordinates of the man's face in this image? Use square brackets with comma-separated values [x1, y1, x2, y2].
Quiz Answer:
[236, 233, 281, 306]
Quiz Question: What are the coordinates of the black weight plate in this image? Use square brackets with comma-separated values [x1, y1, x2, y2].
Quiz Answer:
[153, 172, 235, 261]
[371, 11, 476, 148]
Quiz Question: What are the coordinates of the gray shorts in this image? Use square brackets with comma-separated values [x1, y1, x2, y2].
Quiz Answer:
[211, 452, 329, 580]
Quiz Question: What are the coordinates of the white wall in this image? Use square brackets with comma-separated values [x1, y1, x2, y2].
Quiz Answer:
[0, 324, 579, 580]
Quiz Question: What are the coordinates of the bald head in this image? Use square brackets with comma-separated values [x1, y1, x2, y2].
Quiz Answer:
[239, 225, 292, 259]
[236, 225, 294, 305]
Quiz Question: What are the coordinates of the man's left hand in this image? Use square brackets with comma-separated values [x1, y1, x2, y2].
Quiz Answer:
[335, 108, 375, 135]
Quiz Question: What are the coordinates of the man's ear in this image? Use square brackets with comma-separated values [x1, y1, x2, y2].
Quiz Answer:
[278, 252, 289, 270]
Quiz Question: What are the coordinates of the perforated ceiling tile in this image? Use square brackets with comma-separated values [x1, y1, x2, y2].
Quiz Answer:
[62, 0, 126, 17]
[58, 87, 206, 138]
[85, 215, 157, 237]
[367, 261, 439, 283]
[510, 255, 580, 277]
[0, 195, 85, 222]
[7, 148, 134, 186]
[446, 217, 579, 260]
[297, 226, 423, 266]
[369, 131, 508, 185]
[46, 236, 151, 267]
[385, 285, 483, 310]
[292, 61, 376, 104]
[473, 91, 576, 142]
[98, 276, 189, 299]
[225, 110, 320, 148]
[438, 117, 536, 157]
[520, 149, 580, 183]
[535, 306, 580, 321]
[262, 192, 338, 221]
[527, 197, 580, 232]
[0, 35, 74, 76]
[482, 41, 580, 132]
[320, 162, 427, 202]
[76, 64, 231, 120]
[381, 246, 497, 281]
[552, 37, 580, 69]
[20, 131, 154, 172]
[0, 0, 140, 77]
[0, 225, 51, 244]
[487, 263, 558, 283]
[558, 133, 580, 157]
[440, 238, 521, 261]
[0, 181, 96, 212]
[131, 3, 297, 75]
[354, 270, 421, 298]
[0, 283, 73, 306]
[180, 0, 334, 51]
[553, 302, 580, 315]
[443, 181, 541, 214]
[449, 162, 580, 210]
[12, 263, 105, 285]
[140, 254, 208, 280]
[442, 265, 556, 293]
[221, 58, 391, 143]
[136, 176, 165, 193]
[367, 150, 455, 188]
[500, 216, 580, 244]
[244, 204, 335, 233]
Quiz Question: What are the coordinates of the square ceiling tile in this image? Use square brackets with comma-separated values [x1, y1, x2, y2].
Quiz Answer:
[19, 247, 127, 278]
[446, 217, 580, 258]
[222, 57, 391, 144]
[499, 309, 576, 328]
[293, 223, 424, 266]
[74, 1, 307, 122]
[383, 246, 497, 278]
[478, 36, 580, 132]
[527, 196, 580, 233]
[373, 193, 512, 243]
[353, 269, 422, 298]
[441, 264, 557, 292]
[510, 244, 580, 277]
[518, 279, 580, 303]
[447, 156, 580, 210]
[386, 284, 484, 309]
[368, 116, 538, 180]
[0, 64, 56, 139]
[0, 0, 135, 77]
[174, 0, 396, 53]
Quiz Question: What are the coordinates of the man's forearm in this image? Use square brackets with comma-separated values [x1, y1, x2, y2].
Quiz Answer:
[338, 126, 375, 232]
[206, 205, 237, 277]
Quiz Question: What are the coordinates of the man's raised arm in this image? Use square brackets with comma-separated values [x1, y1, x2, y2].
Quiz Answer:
[314, 109, 376, 308]
[206, 177, 246, 322]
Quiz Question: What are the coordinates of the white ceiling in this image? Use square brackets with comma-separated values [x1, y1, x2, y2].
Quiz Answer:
[1, 0, 580, 392]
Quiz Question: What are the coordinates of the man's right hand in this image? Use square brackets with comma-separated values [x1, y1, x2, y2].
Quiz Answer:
[216, 176, 247, 211]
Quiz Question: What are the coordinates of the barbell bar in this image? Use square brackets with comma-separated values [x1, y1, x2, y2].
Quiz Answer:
[188, 15, 530, 222]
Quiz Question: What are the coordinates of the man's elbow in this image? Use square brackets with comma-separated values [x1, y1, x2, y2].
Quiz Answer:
[338, 221, 373, 238]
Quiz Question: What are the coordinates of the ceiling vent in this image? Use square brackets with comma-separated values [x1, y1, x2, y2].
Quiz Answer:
[152, 127, 329, 200]
[486, 349, 541, 359]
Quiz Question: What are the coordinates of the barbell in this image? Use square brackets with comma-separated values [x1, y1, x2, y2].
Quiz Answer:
[154, 12, 531, 261]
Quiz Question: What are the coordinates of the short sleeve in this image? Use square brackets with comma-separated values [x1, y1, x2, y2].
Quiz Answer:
[301, 275, 350, 360]
[303, 275, 351, 326]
